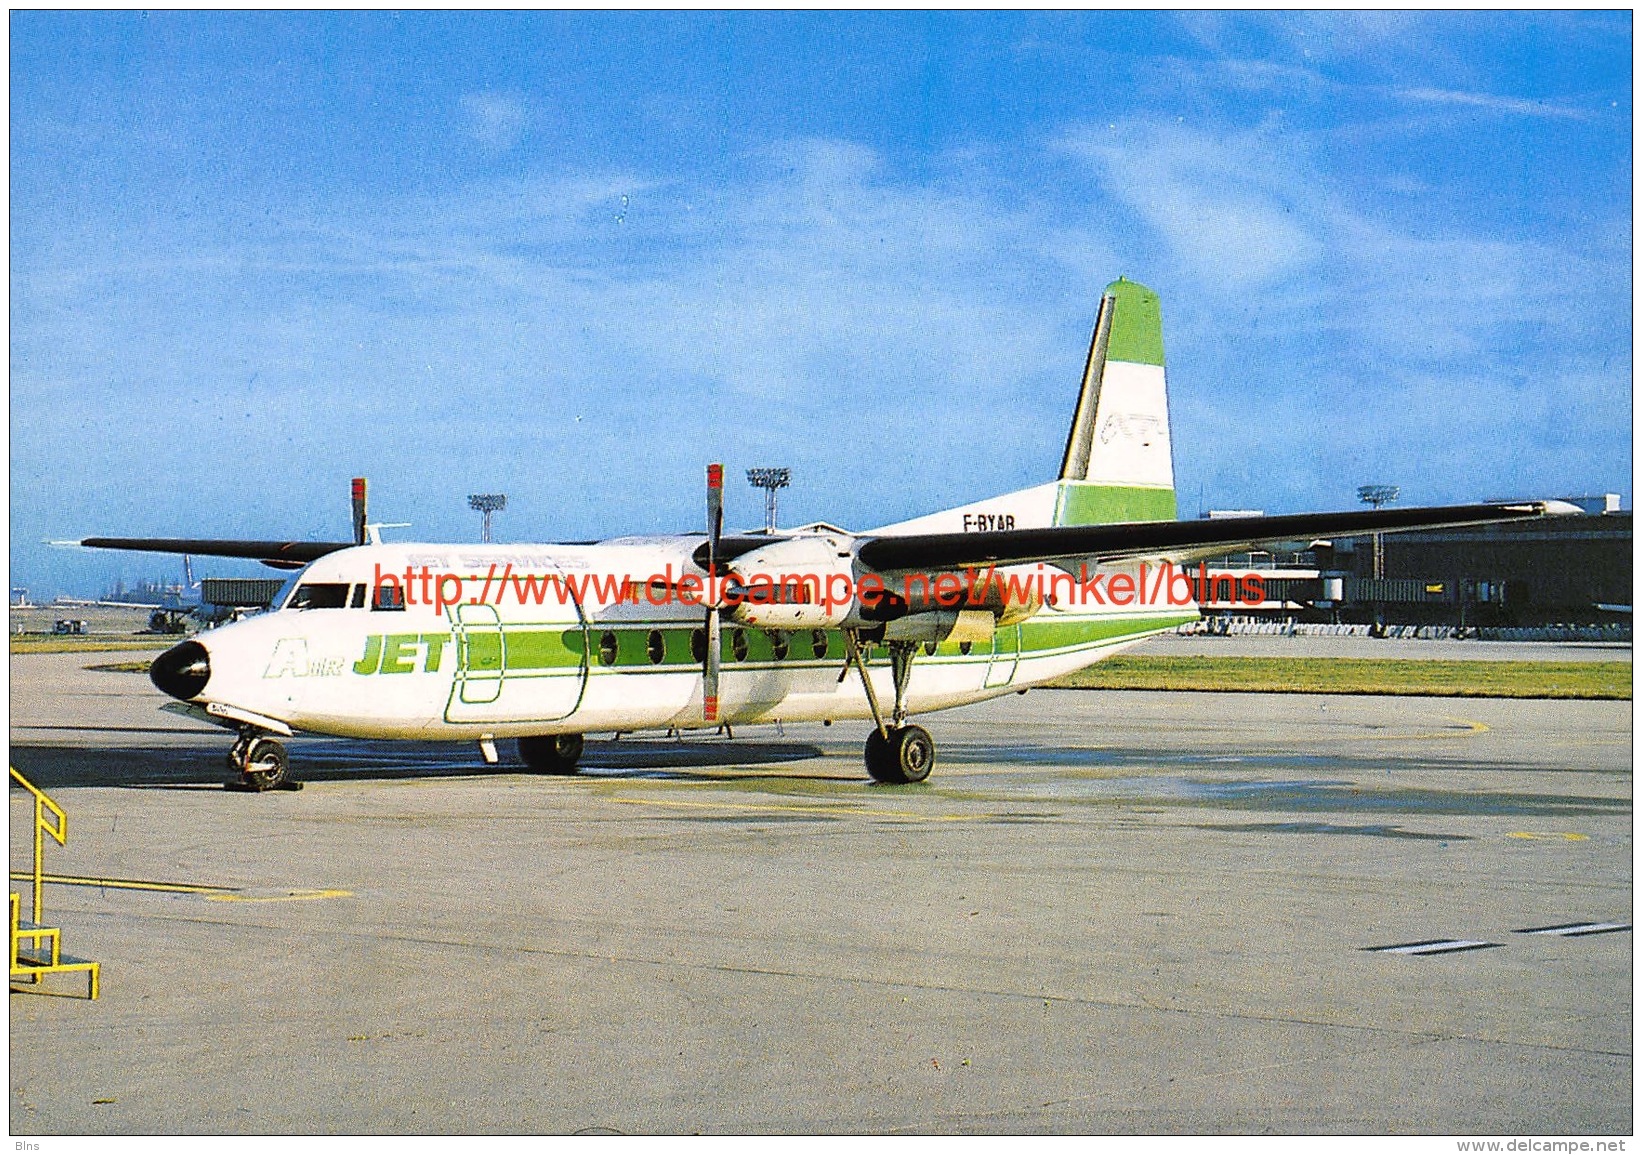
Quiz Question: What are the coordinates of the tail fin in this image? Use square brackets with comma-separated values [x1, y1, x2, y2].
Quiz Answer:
[871, 278, 1177, 536]
[1054, 278, 1176, 525]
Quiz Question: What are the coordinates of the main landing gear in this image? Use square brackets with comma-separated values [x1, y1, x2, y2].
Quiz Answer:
[846, 631, 935, 784]
[228, 730, 298, 792]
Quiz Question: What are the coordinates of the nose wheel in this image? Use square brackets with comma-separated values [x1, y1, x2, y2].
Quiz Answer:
[228, 733, 297, 792]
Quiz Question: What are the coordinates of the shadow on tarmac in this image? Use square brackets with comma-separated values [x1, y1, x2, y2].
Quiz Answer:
[7, 737, 835, 791]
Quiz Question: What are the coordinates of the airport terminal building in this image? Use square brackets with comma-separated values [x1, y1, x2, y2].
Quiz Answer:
[1200, 495, 1631, 630]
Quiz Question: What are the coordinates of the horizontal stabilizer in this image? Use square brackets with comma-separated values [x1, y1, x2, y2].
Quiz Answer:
[77, 537, 353, 568]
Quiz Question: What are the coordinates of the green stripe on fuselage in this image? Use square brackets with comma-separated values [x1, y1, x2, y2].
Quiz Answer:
[475, 615, 1194, 675]
[1019, 613, 1197, 654]
[498, 629, 584, 669]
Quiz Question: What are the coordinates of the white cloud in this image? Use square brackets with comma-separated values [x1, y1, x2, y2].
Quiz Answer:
[1060, 121, 1323, 293]
[1393, 86, 1592, 122]
[460, 92, 529, 150]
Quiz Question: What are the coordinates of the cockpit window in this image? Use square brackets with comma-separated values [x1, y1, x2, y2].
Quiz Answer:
[350, 583, 367, 609]
[272, 575, 299, 610]
[373, 582, 406, 611]
[287, 582, 350, 610]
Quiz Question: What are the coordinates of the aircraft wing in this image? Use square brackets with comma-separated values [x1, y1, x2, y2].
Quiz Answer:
[854, 501, 1575, 574]
[75, 537, 353, 570]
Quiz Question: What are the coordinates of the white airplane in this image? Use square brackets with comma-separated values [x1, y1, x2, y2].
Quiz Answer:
[77, 279, 1569, 790]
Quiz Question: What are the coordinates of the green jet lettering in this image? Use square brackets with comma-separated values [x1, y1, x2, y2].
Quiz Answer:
[352, 633, 452, 675]
[352, 635, 381, 676]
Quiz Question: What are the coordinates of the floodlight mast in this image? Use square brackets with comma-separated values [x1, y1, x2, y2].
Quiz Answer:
[746, 468, 791, 534]
[1357, 485, 1400, 581]
[468, 493, 508, 544]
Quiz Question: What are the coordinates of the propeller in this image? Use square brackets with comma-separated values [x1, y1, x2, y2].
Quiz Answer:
[352, 477, 368, 546]
[704, 463, 723, 723]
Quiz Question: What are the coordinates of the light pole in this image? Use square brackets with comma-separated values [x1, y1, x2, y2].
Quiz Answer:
[1356, 485, 1400, 580]
[746, 468, 791, 534]
[468, 493, 507, 543]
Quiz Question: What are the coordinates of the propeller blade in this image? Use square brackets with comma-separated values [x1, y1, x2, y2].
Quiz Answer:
[704, 462, 724, 724]
[704, 609, 721, 724]
[706, 462, 723, 568]
[351, 477, 368, 546]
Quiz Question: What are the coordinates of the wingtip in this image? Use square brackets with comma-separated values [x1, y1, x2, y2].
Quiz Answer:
[1519, 500, 1585, 517]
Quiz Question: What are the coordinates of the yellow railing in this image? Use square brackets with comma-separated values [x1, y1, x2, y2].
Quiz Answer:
[12, 766, 66, 925]
[9, 767, 99, 998]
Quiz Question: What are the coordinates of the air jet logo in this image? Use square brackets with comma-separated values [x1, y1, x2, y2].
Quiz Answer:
[353, 633, 451, 675]
[1098, 412, 1167, 447]
[263, 638, 346, 679]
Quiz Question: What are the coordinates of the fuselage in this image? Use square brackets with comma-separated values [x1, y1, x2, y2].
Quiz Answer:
[156, 539, 1199, 740]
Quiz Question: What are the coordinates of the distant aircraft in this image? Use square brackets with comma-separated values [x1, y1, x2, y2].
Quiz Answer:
[76, 279, 1570, 790]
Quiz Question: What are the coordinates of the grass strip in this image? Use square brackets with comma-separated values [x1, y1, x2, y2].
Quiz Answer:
[1052, 656, 1631, 699]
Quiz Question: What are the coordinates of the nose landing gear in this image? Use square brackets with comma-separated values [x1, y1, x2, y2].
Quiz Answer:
[228, 731, 299, 792]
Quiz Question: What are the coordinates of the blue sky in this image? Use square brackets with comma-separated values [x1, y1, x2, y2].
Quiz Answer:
[11, 11, 1632, 596]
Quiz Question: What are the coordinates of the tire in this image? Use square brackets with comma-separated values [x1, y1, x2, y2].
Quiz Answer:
[864, 728, 894, 781]
[241, 738, 289, 792]
[865, 725, 935, 784]
[518, 733, 585, 775]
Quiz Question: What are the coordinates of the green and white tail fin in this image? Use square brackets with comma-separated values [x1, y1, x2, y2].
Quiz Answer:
[1054, 277, 1176, 524]
[872, 277, 1177, 535]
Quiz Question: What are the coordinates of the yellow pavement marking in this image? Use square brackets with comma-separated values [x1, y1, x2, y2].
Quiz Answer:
[206, 888, 353, 903]
[1507, 831, 1589, 842]
[606, 794, 980, 823]
[12, 871, 350, 901]
[1361, 716, 1491, 741]
[11, 871, 233, 895]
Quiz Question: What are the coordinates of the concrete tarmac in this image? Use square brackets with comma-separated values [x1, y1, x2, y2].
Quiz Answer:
[8, 650, 1632, 1135]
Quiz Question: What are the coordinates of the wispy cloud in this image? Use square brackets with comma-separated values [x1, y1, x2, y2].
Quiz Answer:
[460, 92, 529, 150]
[11, 141, 1128, 562]
[1059, 121, 1323, 293]
[1393, 86, 1593, 121]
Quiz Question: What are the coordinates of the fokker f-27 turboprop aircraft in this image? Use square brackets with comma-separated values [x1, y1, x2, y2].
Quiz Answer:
[80, 279, 1570, 790]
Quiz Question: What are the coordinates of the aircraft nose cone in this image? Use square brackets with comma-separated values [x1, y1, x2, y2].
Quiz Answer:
[150, 639, 210, 701]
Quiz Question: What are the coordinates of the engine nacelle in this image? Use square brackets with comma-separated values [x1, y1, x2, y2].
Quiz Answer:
[881, 609, 995, 645]
[725, 536, 858, 630]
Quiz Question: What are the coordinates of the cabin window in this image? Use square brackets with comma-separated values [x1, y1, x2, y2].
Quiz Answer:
[288, 583, 350, 610]
[350, 584, 367, 609]
[645, 629, 666, 665]
[373, 583, 406, 611]
[598, 631, 618, 667]
[811, 629, 830, 660]
[690, 628, 707, 664]
[731, 629, 748, 662]
[769, 631, 789, 661]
